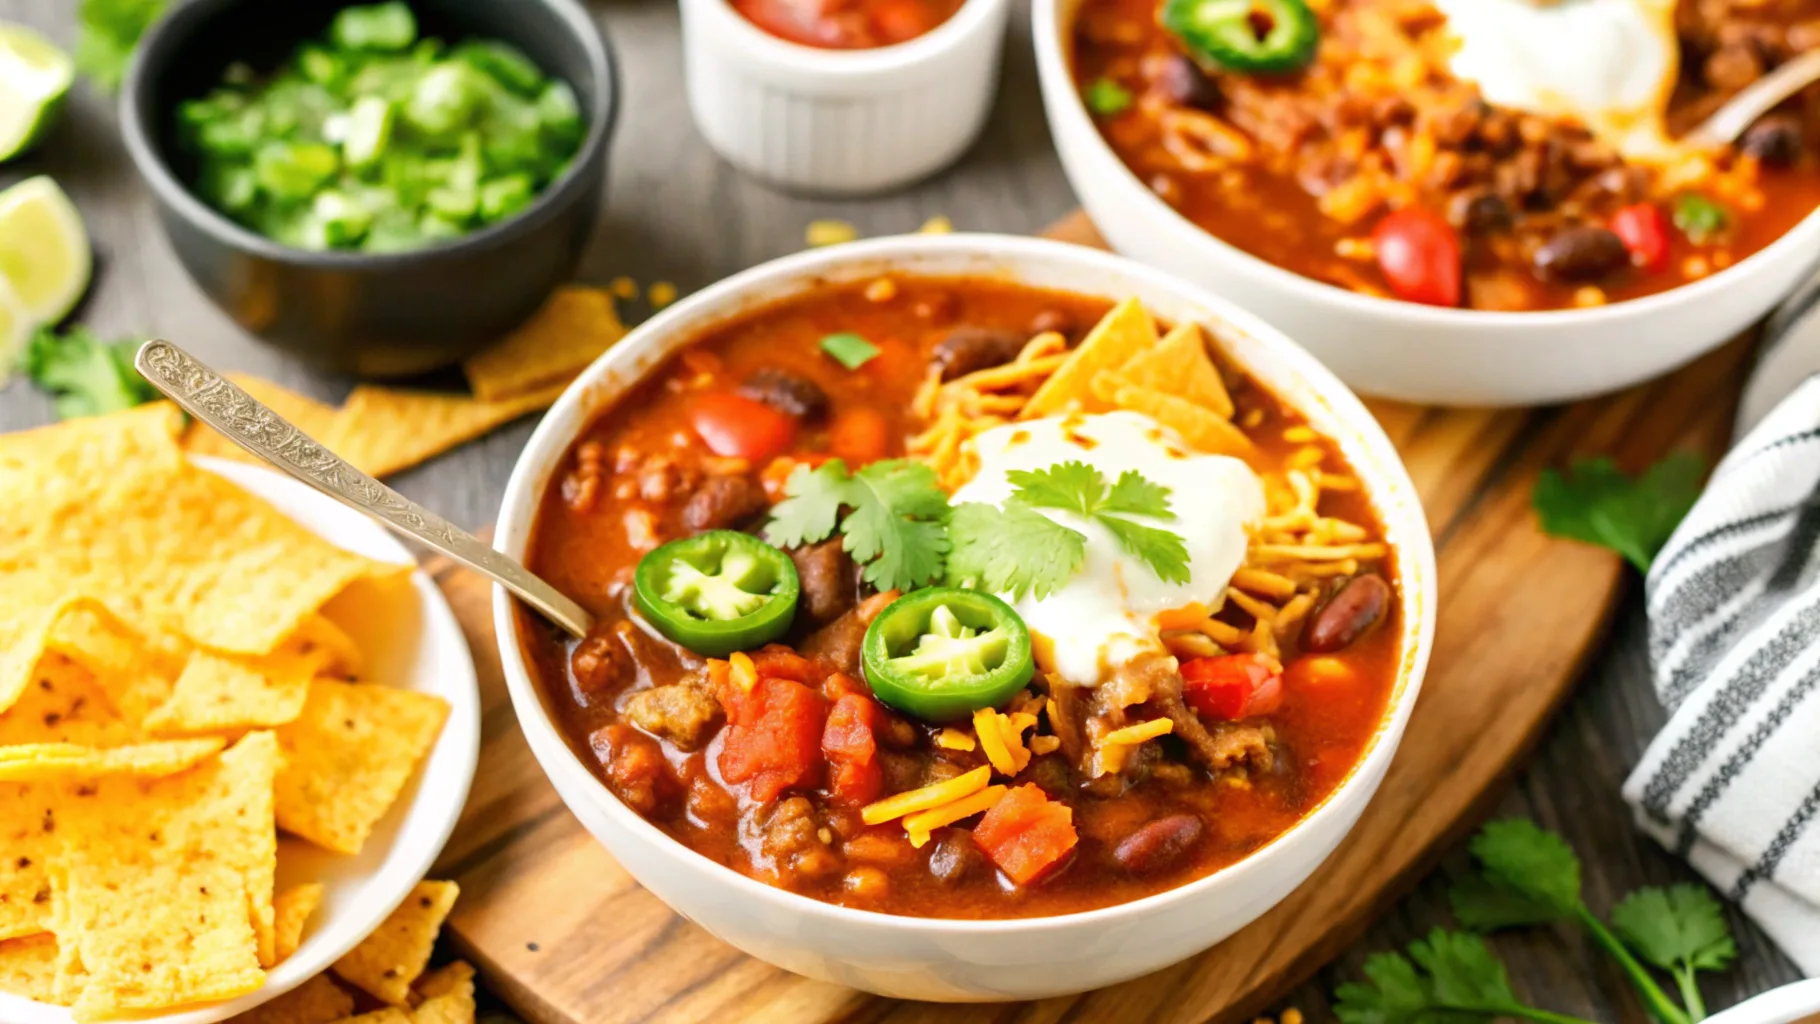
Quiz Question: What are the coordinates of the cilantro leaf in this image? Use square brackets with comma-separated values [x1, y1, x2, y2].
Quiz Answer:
[1612, 885, 1737, 1021]
[1532, 454, 1704, 573]
[76, 0, 170, 92]
[1335, 929, 1576, 1024]
[946, 502, 1084, 600]
[762, 458, 951, 592]
[1450, 872, 1567, 932]
[24, 327, 159, 421]
[1006, 461, 1190, 584]
[1468, 819, 1583, 918]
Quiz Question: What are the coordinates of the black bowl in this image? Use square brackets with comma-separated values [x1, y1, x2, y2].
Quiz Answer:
[120, 0, 617, 378]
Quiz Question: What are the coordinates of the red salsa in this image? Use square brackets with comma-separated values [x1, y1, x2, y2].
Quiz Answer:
[733, 0, 967, 49]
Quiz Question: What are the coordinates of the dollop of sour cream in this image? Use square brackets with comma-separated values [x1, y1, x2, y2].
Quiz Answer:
[1432, 0, 1681, 162]
[950, 412, 1265, 688]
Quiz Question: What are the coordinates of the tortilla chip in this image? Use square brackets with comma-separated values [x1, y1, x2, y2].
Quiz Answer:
[0, 932, 60, 1002]
[272, 882, 324, 964]
[462, 286, 625, 402]
[412, 960, 474, 1002]
[1106, 321, 1234, 418]
[0, 655, 136, 748]
[0, 738, 226, 782]
[54, 732, 279, 1015]
[337, 1010, 412, 1024]
[275, 681, 449, 855]
[1022, 299, 1158, 418]
[0, 595, 78, 718]
[182, 376, 342, 465]
[331, 881, 459, 1005]
[0, 783, 62, 940]
[229, 973, 354, 1024]
[1108, 382, 1255, 458]
[324, 383, 567, 480]
[144, 646, 324, 736]
[295, 615, 363, 679]
[412, 988, 477, 1024]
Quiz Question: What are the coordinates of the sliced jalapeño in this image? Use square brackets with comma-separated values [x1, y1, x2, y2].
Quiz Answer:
[861, 588, 1035, 722]
[1160, 0, 1319, 75]
[632, 530, 800, 657]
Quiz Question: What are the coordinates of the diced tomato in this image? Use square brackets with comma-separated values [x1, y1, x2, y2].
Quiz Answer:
[822, 693, 884, 806]
[751, 644, 821, 684]
[689, 392, 798, 462]
[972, 784, 1078, 885]
[828, 406, 891, 466]
[1182, 653, 1284, 720]
[822, 671, 868, 701]
[871, 0, 936, 43]
[1611, 203, 1671, 273]
[718, 677, 829, 804]
[1372, 208, 1462, 307]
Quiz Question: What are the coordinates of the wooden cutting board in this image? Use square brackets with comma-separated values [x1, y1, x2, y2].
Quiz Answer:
[429, 214, 1752, 1024]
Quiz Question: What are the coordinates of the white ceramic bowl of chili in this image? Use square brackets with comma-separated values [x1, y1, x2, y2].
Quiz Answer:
[492, 234, 1437, 1001]
[1029, 0, 1820, 408]
[680, 0, 1010, 194]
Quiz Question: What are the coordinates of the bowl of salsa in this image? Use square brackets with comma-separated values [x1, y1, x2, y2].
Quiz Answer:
[491, 234, 1437, 1000]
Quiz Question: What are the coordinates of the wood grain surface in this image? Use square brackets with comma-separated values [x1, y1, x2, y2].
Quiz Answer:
[425, 212, 1753, 1024]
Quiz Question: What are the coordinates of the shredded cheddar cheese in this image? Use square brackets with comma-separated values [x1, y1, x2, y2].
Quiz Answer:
[974, 707, 1019, 775]
[861, 766, 990, 825]
[935, 728, 976, 752]
[728, 651, 757, 692]
[1100, 718, 1175, 747]
[904, 785, 1007, 848]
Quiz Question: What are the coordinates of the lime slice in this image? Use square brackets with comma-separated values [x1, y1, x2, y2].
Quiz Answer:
[0, 175, 91, 326]
[0, 274, 31, 386]
[0, 23, 73, 162]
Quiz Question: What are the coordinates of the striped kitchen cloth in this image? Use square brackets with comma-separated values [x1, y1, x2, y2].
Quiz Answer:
[1624, 263, 1820, 976]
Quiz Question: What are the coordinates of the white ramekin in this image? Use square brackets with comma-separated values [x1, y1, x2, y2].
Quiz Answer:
[680, 0, 1010, 195]
[1030, 0, 1820, 407]
[494, 234, 1437, 1001]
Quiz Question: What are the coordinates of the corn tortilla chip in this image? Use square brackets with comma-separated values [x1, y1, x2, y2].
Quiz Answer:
[1106, 321, 1234, 418]
[411, 987, 477, 1024]
[1108, 383, 1255, 458]
[0, 594, 81, 718]
[0, 654, 136, 748]
[228, 973, 354, 1024]
[272, 882, 324, 964]
[324, 383, 567, 480]
[144, 646, 324, 736]
[462, 286, 625, 402]
[337, 1009, 413, 1024]
[1, 783, 66, 940]
[275, 680, 448, 855]
[296, 615, 363, 679]
[0, 932, 60, 1002]
[182, 376, 341, 466]
[1022, 298, 1157, 418]
[412, 960, 474, 1002]
[332, 881, 459, 1005]
[0, 738, 226, 782]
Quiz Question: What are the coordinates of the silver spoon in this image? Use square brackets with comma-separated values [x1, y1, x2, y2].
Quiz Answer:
[1684, 49, 1820, 152]
[135, 339, 596, 639]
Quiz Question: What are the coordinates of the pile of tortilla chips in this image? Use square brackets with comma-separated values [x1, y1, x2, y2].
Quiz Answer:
[0, 406, 451, 1020]
[1021, 297, 1253, 457]
[182, 285, 626, 480]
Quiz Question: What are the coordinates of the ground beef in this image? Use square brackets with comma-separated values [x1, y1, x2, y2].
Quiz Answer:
[680, 473, 767, 533]
[759, 796, 841, 882]
[788, 539, 857, 627]
[589, 723, 676, 815]
[570, 629, 630, 698]
[622, 671, 722, 751]
[800, 608, 868, 677]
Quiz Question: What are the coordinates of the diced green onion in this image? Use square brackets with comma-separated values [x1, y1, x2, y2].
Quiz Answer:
[1672, 193, 1729, 244]
[479, 174, 535, 222]
[535, 80, 583, 147]
[331, 2, 418, 52]
[312, 190, 373, 246]
[297, 45, 343, 86]
[253, 141, 339, 200]
[403, 63, 484, 138]
[342, 95, 394, 169]
[820, 332, 880, 370]
[453, 40, 545, 95]
[1083, 78, 1132, 116]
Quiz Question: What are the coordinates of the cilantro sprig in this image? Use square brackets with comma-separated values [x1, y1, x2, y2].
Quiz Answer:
[76, 0, 169, 92]
[24, 327, 160, 421]
[1336, 928, 1592, 1024]
[946, 461, 1190, 600]
[764, 458, 951, 593]
[1611, 886, 1738, 1021]
[1532, 454, 1704, 573]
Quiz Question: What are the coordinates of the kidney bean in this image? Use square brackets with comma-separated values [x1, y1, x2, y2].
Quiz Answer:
[1302, 574, 1391, 653]
[1154, 54, 1220, 110]
[1740, 114, 1804, 167]
[932, 327, 1026, 381]
[928, 831, 984, 885]
[1113, 814, 1204, 875]
[1532, 225, 1629, 283]
[1448, 191, 1512, 235]
[739, 368, 828, 421]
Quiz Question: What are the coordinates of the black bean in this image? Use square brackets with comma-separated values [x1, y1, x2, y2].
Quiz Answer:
[1448, 191, 1512, 234]
[739, 368, 827, 420]
[1154, 54, 1220, 110]
[1533, 225, 1629, 283]
[932, 327, 1025, 381]
[1113, 814, 1203, 875]
[1740, 114, 1804, 168]
[1303, 575, 1391, 653]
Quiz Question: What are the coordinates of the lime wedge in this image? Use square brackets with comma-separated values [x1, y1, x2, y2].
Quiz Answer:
[0, 274, 31, 386]
[0, 176, 91, 326]
[0, 23, 73, 162]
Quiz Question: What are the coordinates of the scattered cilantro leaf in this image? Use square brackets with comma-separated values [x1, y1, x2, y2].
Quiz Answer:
[946, 502, 1084, 601]
[1672, 194, 1729, 244]
[24, 327, 159, 421]
[1005, 461, 1190, 584]
[1532, 453, 1704, 572]
[1083, 77, 1132, 117]
[76, 0, 169, 92]
[763, 458, 950, 592]
[819, 332, 879, 371]
[1469, 819, 1583, 917]
[1613, 885, 1737, 1021]
[1335, 928, 1589, 1024]
[1450, 872, 1566, 932]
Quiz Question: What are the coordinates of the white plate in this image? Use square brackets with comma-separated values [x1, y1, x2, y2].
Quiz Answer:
[1, 456, 481, 1024]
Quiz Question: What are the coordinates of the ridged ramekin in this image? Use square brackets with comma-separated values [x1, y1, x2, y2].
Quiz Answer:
[680, 0, 1010, 195]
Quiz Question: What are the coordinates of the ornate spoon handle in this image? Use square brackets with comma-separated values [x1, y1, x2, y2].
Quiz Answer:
[135, 340, 595, 639]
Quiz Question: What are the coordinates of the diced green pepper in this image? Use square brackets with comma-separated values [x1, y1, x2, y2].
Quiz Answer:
[478, 174, 534, 222]
[253, 141, 339, 201]
[1083, 78, 1132, 116]
[311, 190, 372, 246]
[535, 80, 583, 148]
[200, 164, 259, 213]
[331, 2, 418, 52]
[342, 95, 394, 169]
[418, 211, 468, 241]
[297, 44, 344, 86]
[403, 62, 484, 137]
[453, 40, 545, 95]
[425, 185, 477, 221]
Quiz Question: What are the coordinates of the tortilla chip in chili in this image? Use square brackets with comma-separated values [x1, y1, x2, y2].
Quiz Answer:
[1107, 382, 1255, 458]
[1022, 298, 1156, 418]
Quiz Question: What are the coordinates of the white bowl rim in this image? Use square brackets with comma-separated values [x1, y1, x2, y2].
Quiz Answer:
[493, 232, 1438, 936]
[1027, 0, 1820, 328]
[697, 0, 1006, 79]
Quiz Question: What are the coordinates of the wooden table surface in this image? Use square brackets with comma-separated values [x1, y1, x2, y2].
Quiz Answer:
[0, 0, 1804, 1018]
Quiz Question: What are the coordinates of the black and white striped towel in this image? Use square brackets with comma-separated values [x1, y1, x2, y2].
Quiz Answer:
[1624, 264, 1820, 976]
